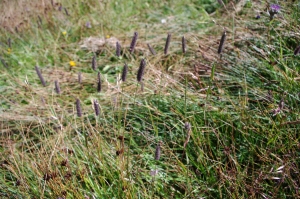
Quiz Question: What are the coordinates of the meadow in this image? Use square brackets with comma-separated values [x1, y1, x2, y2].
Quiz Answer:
[0, 0, 300, 198]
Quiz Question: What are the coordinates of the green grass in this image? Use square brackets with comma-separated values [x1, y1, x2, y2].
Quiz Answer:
[1, 0, 300, 198]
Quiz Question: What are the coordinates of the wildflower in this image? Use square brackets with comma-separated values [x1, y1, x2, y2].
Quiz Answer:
[7, 48, 11, 54]
[269, 4, 280, 20]
[161, 19, 166, 24]
[62, 31, 67, 36]
[106, 35, 110, 39]
[255, 14, 261, 19]
[85, 21, 92, 29]
[69, 61, 76, 67]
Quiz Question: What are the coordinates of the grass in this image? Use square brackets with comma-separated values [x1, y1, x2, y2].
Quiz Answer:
[1, 0, 300, 198]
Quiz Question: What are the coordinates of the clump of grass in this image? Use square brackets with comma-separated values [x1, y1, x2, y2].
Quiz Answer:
[35, 65, 46, 86]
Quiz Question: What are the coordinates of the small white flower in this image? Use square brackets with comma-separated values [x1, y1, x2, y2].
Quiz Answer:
[161, 19, 166, 24]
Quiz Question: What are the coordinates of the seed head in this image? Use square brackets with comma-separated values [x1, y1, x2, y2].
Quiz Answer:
[129, 32, 138, 54]
[64, 8, 69, 16]
[164, 33, 171, 55]
[35, 66, 46, 87]
[137, 59, 146, 82]
[294, 45, 300, 55]
[116, 41, 121, 57]
[155, 142, 161, 160]
[8, 38, 11, 48]
[78, 72, 82, 84]
[93, 99, 100, 116]
[182, 36, 186, 54]
[121, 63, 128, 82]
[76, 98, 82, 117]
[92, 55, 97, 71]
[218, 31, 226, 54]
[97, 72, 101, 92]
[0, 56, 8, 68]
[54, 80, 61, 94]
[147, 44, 156, 55]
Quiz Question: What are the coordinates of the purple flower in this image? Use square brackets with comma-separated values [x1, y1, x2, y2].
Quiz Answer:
[85, 21, 92, 28]
[270, 4, 281, 13]
[269, 4, 281, 20]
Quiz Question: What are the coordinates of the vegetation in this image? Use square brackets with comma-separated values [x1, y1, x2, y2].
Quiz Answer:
[0, 0, 299, 198]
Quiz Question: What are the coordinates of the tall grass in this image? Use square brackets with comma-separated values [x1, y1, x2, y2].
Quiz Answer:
[0, 0, 299, 198]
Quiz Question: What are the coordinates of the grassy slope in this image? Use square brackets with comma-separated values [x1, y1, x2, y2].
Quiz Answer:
[0, 0, 300, 198]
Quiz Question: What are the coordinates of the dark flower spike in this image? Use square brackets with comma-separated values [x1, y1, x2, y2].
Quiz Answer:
[137, 59, 146, 82]
[8, 38, 11, 48]
[182, 36, 186, 54]
[97, 72, 101, 92]
[0, 56, 8, 68]
[294, 45, 300, 55]
[147, 44, 156, 55]
[93, 99, 100, 116]
[155, 142, 161, 160]
[116, 41, 121, 57]
[121, 63, 128, 82]
[64, 8, 69, 16]
[78, 72, 82, 84]
[76, 98, 82, 117]
[54, 80, 61, 94]
[129, 32, 138, 54]
[164, 33, 171, 55]
[92, 55, 97, 71]
[218, 30, 226, 54]
[35, 66, 46, 87]
[38, 15, 42, 26]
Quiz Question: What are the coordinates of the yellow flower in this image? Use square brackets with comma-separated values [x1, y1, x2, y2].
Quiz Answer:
[7, 48, 11, 54]
[62, 31, 67, 36]
[69, 61, 76, 67]
[106, 34, 110, 39]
